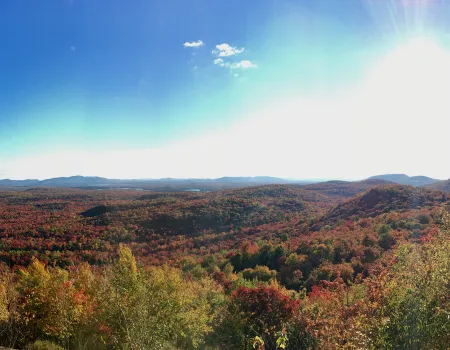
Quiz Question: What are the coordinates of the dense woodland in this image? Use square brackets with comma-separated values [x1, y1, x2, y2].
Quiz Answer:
[0, 182, 450, 349]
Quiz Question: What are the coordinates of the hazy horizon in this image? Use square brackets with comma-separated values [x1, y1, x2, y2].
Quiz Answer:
[0, 173, 446, 182]
[2, 1, 450, 180]
[0, 173, 351, 182]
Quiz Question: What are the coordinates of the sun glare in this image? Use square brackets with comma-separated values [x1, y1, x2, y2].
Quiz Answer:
[364, 36, 450, 102]
[354, 36, 450, 139]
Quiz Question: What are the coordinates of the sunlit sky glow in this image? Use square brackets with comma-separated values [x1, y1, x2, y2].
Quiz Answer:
[2, 0, 450, 180]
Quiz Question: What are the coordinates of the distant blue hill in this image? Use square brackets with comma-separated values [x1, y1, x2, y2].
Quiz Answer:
[0, 175, 304, 189]
[368, 174, 438, 187]
[1, 174, 439, 190]
[215, 176, 288, 183]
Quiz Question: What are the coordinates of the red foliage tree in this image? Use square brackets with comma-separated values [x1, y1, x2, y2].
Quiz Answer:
[231, 285, 300, 347]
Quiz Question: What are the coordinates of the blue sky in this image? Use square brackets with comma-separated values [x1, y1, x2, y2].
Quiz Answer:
[2, 0, 450, 179]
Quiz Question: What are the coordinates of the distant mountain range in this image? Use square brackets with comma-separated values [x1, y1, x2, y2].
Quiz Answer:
[0, 175, 301, 191]
[367, 174, 439, 187]
[214, 176, 289, 183]
[0, 174, 446, 192]
[0, 176, 111, 188]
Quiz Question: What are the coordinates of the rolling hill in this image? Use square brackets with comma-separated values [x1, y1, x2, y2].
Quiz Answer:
[368, 174, 438, 186]
[424, 179, 450, 192]
[299, 179, 393, 198]
[312, 184, 449, 229]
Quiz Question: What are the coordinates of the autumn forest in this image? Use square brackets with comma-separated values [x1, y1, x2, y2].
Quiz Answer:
[0, 179, 450, 349]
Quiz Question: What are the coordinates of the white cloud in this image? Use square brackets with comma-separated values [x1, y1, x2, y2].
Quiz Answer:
[213, 58, 225, 66]
[212, 44, 256, 72]
[230, 60, 257, 69]
[213, 43, 244, 57]
[183, 40, 204, 48]
[214, 58, 257, 70]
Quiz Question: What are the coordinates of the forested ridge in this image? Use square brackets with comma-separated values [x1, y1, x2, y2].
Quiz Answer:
[0, 183, 450, 349]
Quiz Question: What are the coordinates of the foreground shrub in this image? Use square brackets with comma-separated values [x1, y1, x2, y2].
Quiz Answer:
[212, 284, 315, 349]
[25, 340, 64, 350]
